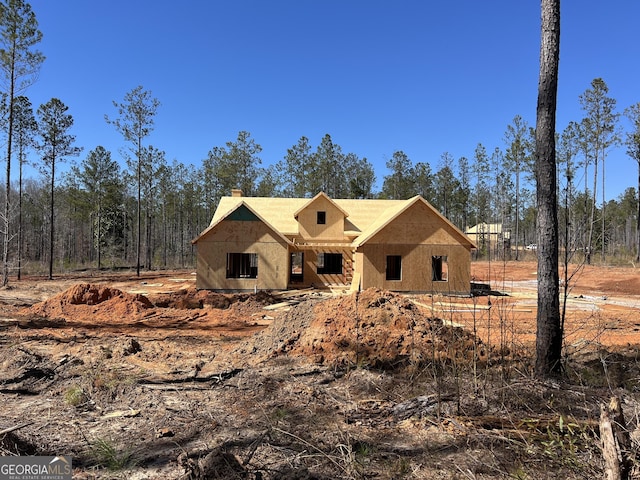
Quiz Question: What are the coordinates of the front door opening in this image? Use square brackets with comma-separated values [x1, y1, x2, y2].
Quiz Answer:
[290, 252, 304, 283]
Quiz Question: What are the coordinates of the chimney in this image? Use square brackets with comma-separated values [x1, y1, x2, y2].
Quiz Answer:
[231, 189, 243, 197]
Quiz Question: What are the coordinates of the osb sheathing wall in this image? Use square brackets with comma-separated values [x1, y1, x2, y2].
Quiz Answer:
[357, 201, 472, 294]
[358, 243, 471, 294]
[196, 219, 289, 290]
[296, 195, 345, 240]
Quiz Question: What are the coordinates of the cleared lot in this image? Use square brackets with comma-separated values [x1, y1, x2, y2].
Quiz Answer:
[0, 261, 639, 478]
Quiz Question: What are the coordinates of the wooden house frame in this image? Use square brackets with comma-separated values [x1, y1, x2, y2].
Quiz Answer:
[192, 190, 476, 294]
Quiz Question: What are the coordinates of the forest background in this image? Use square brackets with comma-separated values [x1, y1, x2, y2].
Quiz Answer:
[1, 1, 640, 277]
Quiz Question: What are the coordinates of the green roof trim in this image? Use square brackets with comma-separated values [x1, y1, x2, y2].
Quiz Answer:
[226, 204, 260, 221]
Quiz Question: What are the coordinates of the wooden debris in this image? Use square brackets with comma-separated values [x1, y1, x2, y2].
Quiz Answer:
[0, 422, 34, 435]
[392, 394, 454, 419]
[413, 300, 490, 311]
[138, 368, 243, 386]
[272, 287, 315, 299]
[600, 396, 632, 480]
[100, 409, 141, 420]
[263, 300, 300, 310]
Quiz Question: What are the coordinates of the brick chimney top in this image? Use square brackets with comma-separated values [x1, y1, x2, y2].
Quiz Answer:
[231, 189, 243, 197]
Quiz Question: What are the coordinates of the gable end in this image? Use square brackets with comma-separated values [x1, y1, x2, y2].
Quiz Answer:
[227, 204, 261, 222]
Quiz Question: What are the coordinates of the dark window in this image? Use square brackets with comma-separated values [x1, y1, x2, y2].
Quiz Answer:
[290, 252, 304, 282]
[386, 255, 402, 281]
[317, 211, 326, 224]
[432, 255, 448, 281]
[226, 253, 258, 278]
[317, 252, 342, 274]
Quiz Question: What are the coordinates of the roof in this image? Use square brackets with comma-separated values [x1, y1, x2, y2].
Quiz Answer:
[351, 195, 475, 248]
[293, 192, 350, 219]
[194, 193, 476, 249]
[465, 223, 504, 234]
[194, 200, 294, 246]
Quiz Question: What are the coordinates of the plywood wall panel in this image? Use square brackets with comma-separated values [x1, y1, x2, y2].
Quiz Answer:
[196, 219, 289, 290]
[357, 244, 471, 294]
[297, 195, 345, 240]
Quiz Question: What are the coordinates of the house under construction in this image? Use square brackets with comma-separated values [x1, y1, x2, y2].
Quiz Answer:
[192, 190, 476, 294]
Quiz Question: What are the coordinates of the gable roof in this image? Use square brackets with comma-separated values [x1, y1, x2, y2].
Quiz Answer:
[194, 193, 475, 249]
[192, 200, 293, 245]
[293, 192, 349, 219]
[352, 195, 476, 248]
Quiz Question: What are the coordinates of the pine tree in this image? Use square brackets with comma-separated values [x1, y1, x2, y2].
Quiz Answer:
[534, 0, 561, 377]
[106, 86, 160, 276]
[0, 0, 44, 284]
[35, 98, 81, 279]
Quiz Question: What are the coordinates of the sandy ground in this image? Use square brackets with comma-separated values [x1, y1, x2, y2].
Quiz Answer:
[2, 261, 639, 347]
[467, 261, 640, 347]
[0, 261, 639, 479]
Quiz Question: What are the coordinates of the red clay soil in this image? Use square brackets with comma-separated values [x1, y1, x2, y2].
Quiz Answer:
[464, 261, 640, 348]
[233, 288, 484, 368]
[25, 283, 153, 318]
[17, 283, 487, 369]
[11, 260, 640, 365]
[16, 282, 277, 341]
[4, 264, 640, 479]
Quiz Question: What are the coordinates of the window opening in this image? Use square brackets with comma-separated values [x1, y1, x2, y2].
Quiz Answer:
[317, 252, 342, 274]
[386, 255, 402, 281]
[432, 255, 448, 281]
[317, 211, 326, 224]
[226, 253, 258, 278]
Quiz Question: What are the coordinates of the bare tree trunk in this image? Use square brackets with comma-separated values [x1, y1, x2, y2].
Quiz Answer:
[515, 168, 520, 260]
[637, 161, 640, 263]
[48, 158, 55, 280]
[602, 150, 606, 262]
[146, 207, 152, 270]
[561, 174, 570, 335]
[17, 153, 22, 281]
[136, 139, 141, 277]
[535, 0, 562, 377]
[584, 149, 590, 261]
[587, 152, 598, 265]
[3, 52, 15, 287]
[97, 202, 102, 270]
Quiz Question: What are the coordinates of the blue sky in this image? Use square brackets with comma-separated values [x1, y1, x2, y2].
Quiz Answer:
[25, 1, 640, 200]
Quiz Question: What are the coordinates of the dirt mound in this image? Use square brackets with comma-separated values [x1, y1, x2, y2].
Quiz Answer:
[149, 288, 227, 309]
[22, 283, 153, 321]
[237, 288, 484, 368]
[149, 288, 278, 310]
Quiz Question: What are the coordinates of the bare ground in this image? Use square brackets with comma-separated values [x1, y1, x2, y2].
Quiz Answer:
[1, 262, 639, 479]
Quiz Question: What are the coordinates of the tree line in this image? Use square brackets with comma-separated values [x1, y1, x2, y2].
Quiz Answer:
[1, 0, 640, 280]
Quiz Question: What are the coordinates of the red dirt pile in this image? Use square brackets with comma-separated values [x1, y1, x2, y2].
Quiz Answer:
[238, 288, 485, 368]
[22, 283, 153, 321]
[149, 288, 278, 310]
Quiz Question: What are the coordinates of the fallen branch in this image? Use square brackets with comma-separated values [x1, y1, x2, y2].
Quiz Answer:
[272, 426, 351, 477]
[138, 368, 243, 386]
[0, 422, 34, 435]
